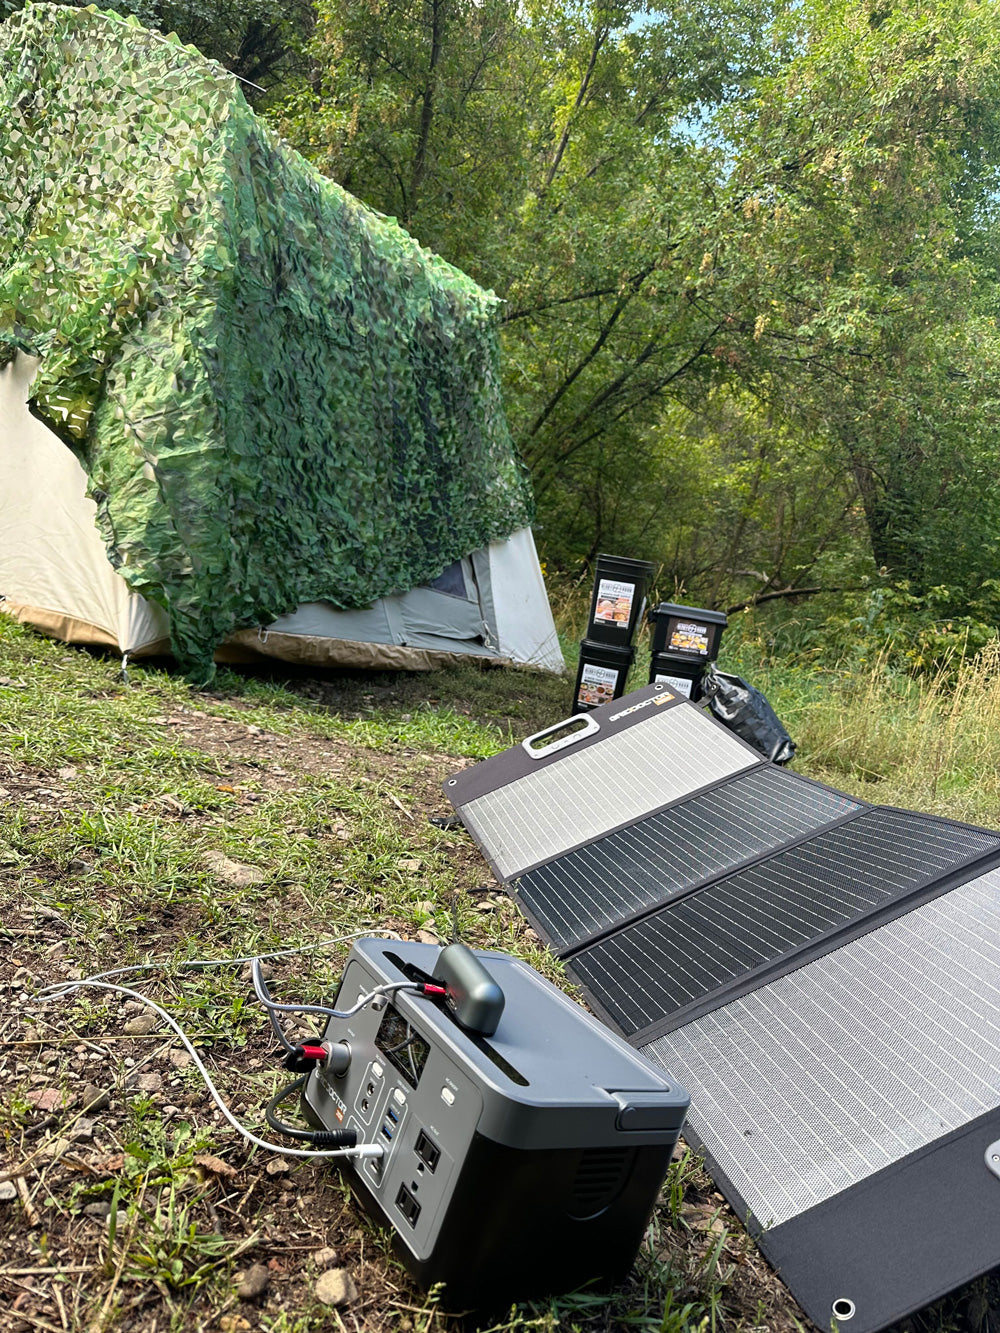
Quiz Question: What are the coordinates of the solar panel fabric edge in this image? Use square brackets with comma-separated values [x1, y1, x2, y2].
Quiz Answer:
[638, 1087, 1000, 1333]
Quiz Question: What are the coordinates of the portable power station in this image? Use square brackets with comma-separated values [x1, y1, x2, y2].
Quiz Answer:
[300, 938, 689, 1307]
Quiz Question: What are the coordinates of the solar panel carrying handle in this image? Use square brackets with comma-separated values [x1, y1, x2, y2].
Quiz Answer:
[521, 713, 600, 760]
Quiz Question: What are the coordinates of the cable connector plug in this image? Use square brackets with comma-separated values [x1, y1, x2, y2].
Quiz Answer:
[282, 1043, 328, 1073]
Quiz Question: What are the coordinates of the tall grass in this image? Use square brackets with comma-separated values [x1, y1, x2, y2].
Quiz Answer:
[715, 630, 1000, 826]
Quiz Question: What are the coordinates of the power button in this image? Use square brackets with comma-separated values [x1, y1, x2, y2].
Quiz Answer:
[440, 1086, 456, 1106]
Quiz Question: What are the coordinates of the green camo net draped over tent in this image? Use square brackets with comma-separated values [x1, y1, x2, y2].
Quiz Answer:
[0, 3, 534, 680]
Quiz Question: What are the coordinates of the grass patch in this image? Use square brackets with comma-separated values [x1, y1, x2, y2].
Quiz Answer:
[3, 608, 999, 1332]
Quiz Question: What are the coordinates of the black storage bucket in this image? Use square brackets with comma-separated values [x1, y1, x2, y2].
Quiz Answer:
[648, 602, 727, 660]
[648, 653, 705, 701]
[573, 639, 635, 713]
[586, 555, 655, 646]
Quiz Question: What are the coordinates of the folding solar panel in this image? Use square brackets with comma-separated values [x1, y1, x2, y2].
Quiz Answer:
[446, 683, 1000, 1332]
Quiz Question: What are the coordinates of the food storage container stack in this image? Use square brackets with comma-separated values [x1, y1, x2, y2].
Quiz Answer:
[572, 555, 653, 713]
[647, 602, 727, 700]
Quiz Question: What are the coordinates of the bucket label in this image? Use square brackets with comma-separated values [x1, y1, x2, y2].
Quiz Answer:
[669, 620, 709, 654]
[577, 662, 619, 707]
[654, 672, 694, 698]
[594, 579, 635, 629]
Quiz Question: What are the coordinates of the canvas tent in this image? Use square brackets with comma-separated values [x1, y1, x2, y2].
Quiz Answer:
[0, 353, 562, 673]
[0, 5, 562, 680]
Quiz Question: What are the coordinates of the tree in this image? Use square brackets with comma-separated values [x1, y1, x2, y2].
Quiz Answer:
[703, 0, 1000, 598]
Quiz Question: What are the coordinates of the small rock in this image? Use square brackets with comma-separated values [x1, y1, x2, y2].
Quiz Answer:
[313, 1246, 340, 1269]
[315, 1267, 357, 1306]
[194, 1154, 238, 1181]
[57, 766, 78, 781]
[43, 1137, 72, 1159]
[219, 1318, 251, 1333]
[123, 1013, 158, 1036]
[67, 859, 91, 875]
[168, 1048, 192, 1069]
[397, 859, 422, 872]
[26, 1087, 74, 1114]
[136, 1071, 163, 1094]
[0, 1182, 17, 1203]
[265, 1157, 291, 1176]
[81, 1085, 111, 1113]
[416, 929, 439, 945]
[236, 1264, 270, 1300]
[203, 850, 266, 888]
[33, 905, 66, 922]
[70, 1118, 95, 1142]
[83, 1201, 111, 1219]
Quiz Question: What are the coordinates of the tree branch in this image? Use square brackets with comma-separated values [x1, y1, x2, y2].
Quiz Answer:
[726, 585, 865, 615]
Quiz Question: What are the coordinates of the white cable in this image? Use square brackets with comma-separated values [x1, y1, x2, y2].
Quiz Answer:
[36, 979, 383, 1162]
[50, 928, 399, 991]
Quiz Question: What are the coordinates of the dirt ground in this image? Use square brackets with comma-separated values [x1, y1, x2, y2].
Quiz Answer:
[1, 665, 994, 1333]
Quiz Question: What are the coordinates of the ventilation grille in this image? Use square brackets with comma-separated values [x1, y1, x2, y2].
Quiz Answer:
[458, 704, 759, 880]
[567, 1147, 632, 1219]
[514, 768, 863, 954]
[644, 865, 1000, 1228]
[568, 808, 1000, 1037]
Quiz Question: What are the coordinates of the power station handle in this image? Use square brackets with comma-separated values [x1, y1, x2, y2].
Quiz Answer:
[521, 712, 599, 760]
[611, 1089, 689, 1131]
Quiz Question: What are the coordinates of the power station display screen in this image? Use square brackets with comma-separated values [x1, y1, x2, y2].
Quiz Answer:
[376, 1005, 430, 1088]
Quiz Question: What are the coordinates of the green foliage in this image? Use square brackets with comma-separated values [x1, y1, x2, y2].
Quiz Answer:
[0, 0, 313, 99]
[278, 0, 786, 575]
[0, 4, 533, 682]
[278, 0, 1000, 619]
[791, 582, 1000, 674]
[708, 0, 1000, 600]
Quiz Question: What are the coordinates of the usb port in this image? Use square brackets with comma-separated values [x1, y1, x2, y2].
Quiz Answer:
[414, 1130, 440, 1172]
[395, 1184, 421, 1226]
[386, 1106, 400, 1124]
[380, 1121, 394, 1141]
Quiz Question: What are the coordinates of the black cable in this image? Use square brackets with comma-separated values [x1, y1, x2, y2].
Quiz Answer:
[265, 1075, 358, 1149]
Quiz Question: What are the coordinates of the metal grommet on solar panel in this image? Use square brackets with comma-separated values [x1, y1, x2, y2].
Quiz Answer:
[985, 1140, 1000, 1179]
[832, 1298, 856, 1322]
[447, 779, 457, 786]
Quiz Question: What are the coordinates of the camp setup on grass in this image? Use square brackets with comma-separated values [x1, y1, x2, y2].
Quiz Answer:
[0, 4, 562, 683]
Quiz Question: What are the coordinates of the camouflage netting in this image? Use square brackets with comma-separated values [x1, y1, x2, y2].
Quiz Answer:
[0, 4, 533, 680]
